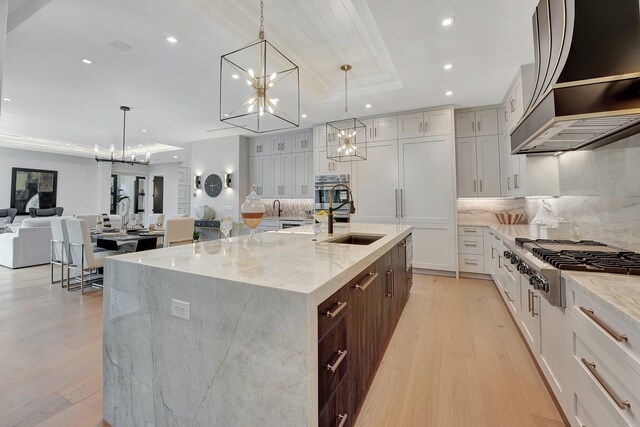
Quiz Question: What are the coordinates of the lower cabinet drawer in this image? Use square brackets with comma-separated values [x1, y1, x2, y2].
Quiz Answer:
[458, 225, 484, 236]
[318, 285, 347, 341]
[567, 311, 639, 426]
[458, 235, 484, 255]
[319, 377, 350, 427]
[319, 316, 348, 410]
[566, 367, 619, 427]
[458, 253, 484, 273]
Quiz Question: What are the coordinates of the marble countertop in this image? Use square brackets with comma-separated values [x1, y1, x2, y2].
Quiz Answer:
[461, 220, 640, 329]
[110, 223, 412, 301]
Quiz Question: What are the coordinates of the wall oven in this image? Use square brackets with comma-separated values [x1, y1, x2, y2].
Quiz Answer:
[314, 174, 351, 222]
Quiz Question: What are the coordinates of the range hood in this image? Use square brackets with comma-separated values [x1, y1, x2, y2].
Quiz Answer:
[511, 0, 640, 155]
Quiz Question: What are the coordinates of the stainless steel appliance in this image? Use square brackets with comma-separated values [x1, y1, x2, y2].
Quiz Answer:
[315, 175, 351, 222]
[511, 0, 640, 155]
[504, 238, 640, 307]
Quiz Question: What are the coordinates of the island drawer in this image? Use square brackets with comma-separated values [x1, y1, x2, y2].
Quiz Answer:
[318, 285, 348, 341]
[319, 377, 350, 427]
[319, 315, 348, 410]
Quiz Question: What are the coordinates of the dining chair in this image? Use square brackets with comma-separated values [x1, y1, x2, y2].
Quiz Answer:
[50, 217, 70, 286]
[0, 208, 17, 223]
[164, 217, 195, 247]
[66, 219, 118, 294]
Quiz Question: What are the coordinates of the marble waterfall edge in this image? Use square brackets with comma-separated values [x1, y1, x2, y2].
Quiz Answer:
[103, 259, 311, 427]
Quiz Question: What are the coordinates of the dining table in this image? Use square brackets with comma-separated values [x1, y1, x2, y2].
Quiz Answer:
[95, 230, 161, 252]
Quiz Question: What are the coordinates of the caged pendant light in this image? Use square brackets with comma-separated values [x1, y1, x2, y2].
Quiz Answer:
[326, 65, 367, 162]
[219, 0, 300, 133]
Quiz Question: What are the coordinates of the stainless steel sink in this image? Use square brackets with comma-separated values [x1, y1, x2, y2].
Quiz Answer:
[324, 233, 385, 245]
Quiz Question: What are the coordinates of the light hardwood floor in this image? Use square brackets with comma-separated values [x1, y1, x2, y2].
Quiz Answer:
[0, 265, 566, 427]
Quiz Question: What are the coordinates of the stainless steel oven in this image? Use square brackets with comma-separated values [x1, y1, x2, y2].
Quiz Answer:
[314, 175, 351, 222]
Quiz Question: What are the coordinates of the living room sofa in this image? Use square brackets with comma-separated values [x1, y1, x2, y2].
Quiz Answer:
[0, 217, 54, 268]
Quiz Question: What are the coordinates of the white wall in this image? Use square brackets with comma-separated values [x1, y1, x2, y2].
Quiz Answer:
[190, 135, 248, 221]
[0, 147, 102, 218]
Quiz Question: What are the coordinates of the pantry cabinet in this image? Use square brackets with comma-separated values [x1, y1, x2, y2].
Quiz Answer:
[292, 152, 314, 198]
[455, 136, 501, 197]
[248, 155, 272, 197]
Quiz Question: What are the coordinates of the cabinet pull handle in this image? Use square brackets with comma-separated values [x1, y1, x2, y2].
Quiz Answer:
[327, 349, 348, 373]
[491, 246, 495, 259]
[531, 294, 538, 316]
[464, 243, 477, 247]
[507, 176, 511, 190]
[479, 179, 483, 192]
[511, 98, 516, 113]
[395, 189, 399, 217]
[477, 121, 481, 132]
[355, 272, 378, 291]
[400, 189, 404, 217]
[581, 358, 631, 410]
[463, 228, 476, 233]
[514, 174, 519, 189]
[419, 122, 422, 134]
[336, 413, 348, 427]
[386, 270, 393, 297]
[425, 121, 429, 132]
[465, 261, 478, 265]
[374, 127, 377, 138]
[579, 307, 628, 342]
[471, 121, 475, 133]
[504, 110, 508, 121]
[528, 289, 532, 313]
[473, 180, 477, 193]
[504, 290, 514, 302]
[326, 301, 347, 318]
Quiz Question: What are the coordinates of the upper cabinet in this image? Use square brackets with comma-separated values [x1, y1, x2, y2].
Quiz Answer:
[501, 64, 535, 134]
[455, 109, 498, 138]
[360, 116, 398, 142]
[248, 136, 273, 157]
[398, 109, 452, 139]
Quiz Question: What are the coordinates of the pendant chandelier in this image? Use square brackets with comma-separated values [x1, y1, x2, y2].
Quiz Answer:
[326, 65, 367, 162]
[95, 106, 150, 166]
[219, 0, 299, 133]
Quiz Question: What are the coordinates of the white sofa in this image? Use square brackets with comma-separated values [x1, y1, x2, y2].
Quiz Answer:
[0, 217, 53, 268]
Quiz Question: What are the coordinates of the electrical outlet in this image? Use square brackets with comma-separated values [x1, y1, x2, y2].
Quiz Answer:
[171, 298, 190, 320]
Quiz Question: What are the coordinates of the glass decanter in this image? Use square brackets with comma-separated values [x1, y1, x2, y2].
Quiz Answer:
[241, 187, 265, 243]
[220, 217, 233, 243]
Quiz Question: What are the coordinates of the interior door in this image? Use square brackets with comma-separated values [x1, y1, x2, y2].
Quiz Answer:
[110, 174, 118, 214]
[134, 176, 146, 213]
[398, 136, 455, 224]
[352, 141, 399, 223]
[152, 176, 164, 214]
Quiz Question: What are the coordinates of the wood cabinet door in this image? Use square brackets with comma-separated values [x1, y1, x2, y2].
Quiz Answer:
[373, 115, 397, 141]
[352, 141, 399, 223]
[397, 112, 423, 139]
[454, 111, 476, 138]
[423, 109, 452, 137]
[455, 137, 478, 197]
[477, 135, 501, 196]
[475, 109, 499, 136]
[399, 136, 455, 224]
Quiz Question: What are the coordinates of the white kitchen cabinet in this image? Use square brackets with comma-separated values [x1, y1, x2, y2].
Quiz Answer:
[538, 294, 566, 402]
[249, 155, 272, 197]
[398, 109, 452, 139]
[519, 276, 540, 351]
[458, 226, 485, 274]
[271, 134, 292, 154]
[455, 109, 498, 138]
[292, 132, 312, 153]
[314, 124, 352, 176]
[412, 224, 456, 271]
[306, 152, 314, 196]
[398, 136, 455, 224]
[352, 141, 399, 223]
[501, 64, 535, 134]
[292, 152, 314, 198]
[271, 154, 292, 198]
[372, 115, 397, 141]
[259, 136, 272, 156]
[456, 135, 501, 197]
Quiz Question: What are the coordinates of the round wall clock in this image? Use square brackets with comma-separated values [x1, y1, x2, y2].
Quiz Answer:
[204, 174, 222, 197]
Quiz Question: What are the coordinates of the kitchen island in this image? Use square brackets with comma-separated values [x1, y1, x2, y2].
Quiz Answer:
[103, 223, 413, 427]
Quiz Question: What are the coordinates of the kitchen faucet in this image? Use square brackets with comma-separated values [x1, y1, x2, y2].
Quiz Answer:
[273, 199, 283, 217]
[328, 184, 355, 235]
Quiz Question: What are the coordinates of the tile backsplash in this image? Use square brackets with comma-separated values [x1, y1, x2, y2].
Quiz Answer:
[262, 199, 314, 218]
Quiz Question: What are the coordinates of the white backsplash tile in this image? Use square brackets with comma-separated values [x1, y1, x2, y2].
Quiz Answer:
[262, 199, 314, 218]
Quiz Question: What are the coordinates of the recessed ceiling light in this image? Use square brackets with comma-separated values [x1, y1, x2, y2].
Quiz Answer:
[173, 155, 178, 159]
[141, 129, 147, 133]
[231, 74, 239, 79]
[166, 36, 178, 44]
[444, 63, 453, 70]
[138, 144, 143, 147]
[3, 97, 11, 101]
[224, 114, 229, 117]
[66, 143, 71, 146]
[27, 137, 32, 140]
[446, 91, 453, 96]
[81, 59, 93, 64]
[365, 104, 372, 108]
[301, 114, 307, 118]
[442, 17, 454, 27]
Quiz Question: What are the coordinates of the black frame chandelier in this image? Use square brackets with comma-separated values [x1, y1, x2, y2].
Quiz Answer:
[219, 0, 300, 133]
[326, 65, 367, 162]
[95, 106, 150, 166]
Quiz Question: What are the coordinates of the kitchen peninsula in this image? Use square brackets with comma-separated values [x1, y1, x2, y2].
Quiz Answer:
[103, 223, 413, 427]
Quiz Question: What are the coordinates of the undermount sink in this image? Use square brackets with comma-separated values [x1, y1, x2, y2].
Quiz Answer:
[324, 233, 385, 246]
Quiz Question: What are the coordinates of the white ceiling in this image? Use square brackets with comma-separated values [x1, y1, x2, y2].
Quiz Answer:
[0, 0, 539, 160]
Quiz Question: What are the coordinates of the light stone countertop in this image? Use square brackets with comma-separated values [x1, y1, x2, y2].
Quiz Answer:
[459, 220, 640, 330]
[110, 222, 412, 302]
